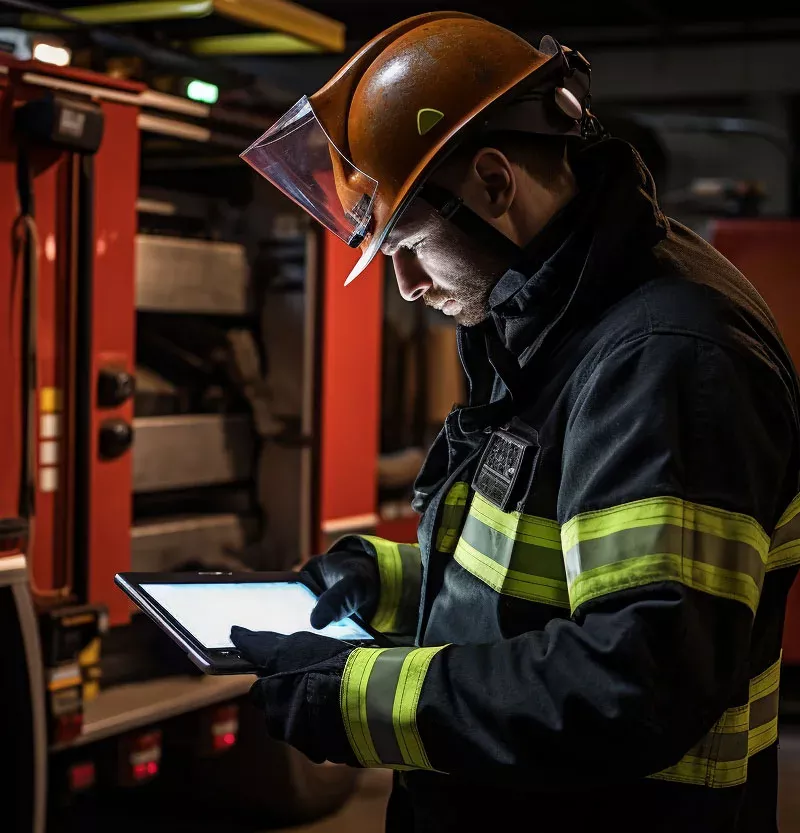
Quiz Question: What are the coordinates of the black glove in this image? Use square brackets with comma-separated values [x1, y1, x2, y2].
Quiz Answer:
[230, 626, 358, 765]
[302, 549, 380, 629]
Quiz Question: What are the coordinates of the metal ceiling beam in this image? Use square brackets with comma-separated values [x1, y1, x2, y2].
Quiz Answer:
[23, 0, 345, 52]
[213, 0, 344, 51]
[188, 32, 325, 55]
[23, 0, 214, 26]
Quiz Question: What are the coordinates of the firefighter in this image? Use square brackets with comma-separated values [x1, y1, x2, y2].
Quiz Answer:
[232, 13, 800, 832]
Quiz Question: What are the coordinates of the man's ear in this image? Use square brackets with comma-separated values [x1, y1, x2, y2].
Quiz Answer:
[471, 148, 516, 219]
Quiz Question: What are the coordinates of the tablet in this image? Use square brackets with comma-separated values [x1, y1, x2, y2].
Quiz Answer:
[114, 571, 389, 675]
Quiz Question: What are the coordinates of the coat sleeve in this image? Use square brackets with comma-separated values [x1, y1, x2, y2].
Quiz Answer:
[329, 534, 422, 636]
[335, 333, 797, 785]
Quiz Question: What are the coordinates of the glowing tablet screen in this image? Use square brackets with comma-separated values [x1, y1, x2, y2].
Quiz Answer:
[140, 581, 372, 648]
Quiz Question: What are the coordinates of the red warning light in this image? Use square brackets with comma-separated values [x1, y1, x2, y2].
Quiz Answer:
[69, 761, 96, 792]
[56, 711, 83, 745]
[120, 729, 162, 787]
[131, 760, 159, 780]
[212, 730, 237, 751]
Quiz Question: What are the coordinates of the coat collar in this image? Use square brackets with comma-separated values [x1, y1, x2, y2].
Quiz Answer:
[456, 139, 668, 426]
[486, 138, 668, 365]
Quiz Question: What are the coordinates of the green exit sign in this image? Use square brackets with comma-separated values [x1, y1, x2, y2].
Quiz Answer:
[186, 79, 219, 105]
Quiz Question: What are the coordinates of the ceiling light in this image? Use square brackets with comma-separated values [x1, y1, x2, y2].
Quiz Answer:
[33, 42, 71, 67]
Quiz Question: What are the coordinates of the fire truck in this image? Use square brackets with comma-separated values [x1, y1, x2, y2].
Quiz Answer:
[1, 54, 385, 833]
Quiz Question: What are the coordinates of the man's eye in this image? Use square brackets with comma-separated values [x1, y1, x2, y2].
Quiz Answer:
[408, 239, 425, 255]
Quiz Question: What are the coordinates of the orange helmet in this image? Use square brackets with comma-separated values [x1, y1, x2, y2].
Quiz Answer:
[241, 12, 596, 285]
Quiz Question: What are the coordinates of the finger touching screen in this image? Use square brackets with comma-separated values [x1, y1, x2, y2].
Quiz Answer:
[140, 581, 373, 648]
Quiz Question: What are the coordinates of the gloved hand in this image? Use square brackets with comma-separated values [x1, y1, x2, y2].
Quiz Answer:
[230, 626, 358, 765]
[302, 549, 380, 629]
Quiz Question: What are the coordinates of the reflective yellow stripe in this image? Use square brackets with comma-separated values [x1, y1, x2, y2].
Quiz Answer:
[750, 654, 781, 700]
[562, 497, 768, 614]
[452, 494, 568, 607]
[776, 493, 800, 529]
[455, 538, 569, 607]
[340, 647, 387, 767]
[470, 494, 561, 547]
[392, 647, 445, 769]
[568, 552, 762, 614]
[749, 717, 778, 758]
[367, 539, 401, 633]
[717, 704, 750, 733]
[436, 481, 470, 553]
[363, 537, 421, 634]
[562, 497, 769, 555]
[769, 493, 800, 571]
[649, 656, 781, 788]
[650, 755, 749, 788]
[768, 538, 800, 571]
[340, 645, 448, 770]
[454, 494, 771, 613]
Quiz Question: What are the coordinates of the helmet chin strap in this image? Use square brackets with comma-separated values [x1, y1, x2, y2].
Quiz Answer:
[419, 180, 522, 266]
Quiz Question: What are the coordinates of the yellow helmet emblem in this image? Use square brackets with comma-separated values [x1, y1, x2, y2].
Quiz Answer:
[417, 108, 444, 136]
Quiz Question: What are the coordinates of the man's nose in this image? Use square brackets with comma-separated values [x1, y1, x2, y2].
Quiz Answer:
[392, 250, 433, 302]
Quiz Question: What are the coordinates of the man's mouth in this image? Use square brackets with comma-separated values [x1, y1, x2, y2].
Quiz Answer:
[441, 299, 463, 316]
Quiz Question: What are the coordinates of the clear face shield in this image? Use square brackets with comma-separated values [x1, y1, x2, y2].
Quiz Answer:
[240, 39, 594, 287]
[240, 97, 378, 248]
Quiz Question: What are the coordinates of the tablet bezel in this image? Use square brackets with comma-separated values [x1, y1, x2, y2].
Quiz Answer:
[114, 570, 391, 675]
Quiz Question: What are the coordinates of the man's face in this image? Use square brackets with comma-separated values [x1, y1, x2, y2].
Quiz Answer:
[380, 196, 509, 327]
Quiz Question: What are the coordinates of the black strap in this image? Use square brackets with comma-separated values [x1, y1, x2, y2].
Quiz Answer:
[16, 148, 34, 216]
[14, 147, 36, 522]
[419, 182, 521, 263]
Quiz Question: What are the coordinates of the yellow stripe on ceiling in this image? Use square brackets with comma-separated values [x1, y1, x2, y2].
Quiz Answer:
[188, 32, 325, 55]
[23, 1, 213, 29]
[23, 0, 345, 52]
[213, 0, 345, 52]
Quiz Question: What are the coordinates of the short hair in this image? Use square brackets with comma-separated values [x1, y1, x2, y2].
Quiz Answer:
[443, 131, 569, 190]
